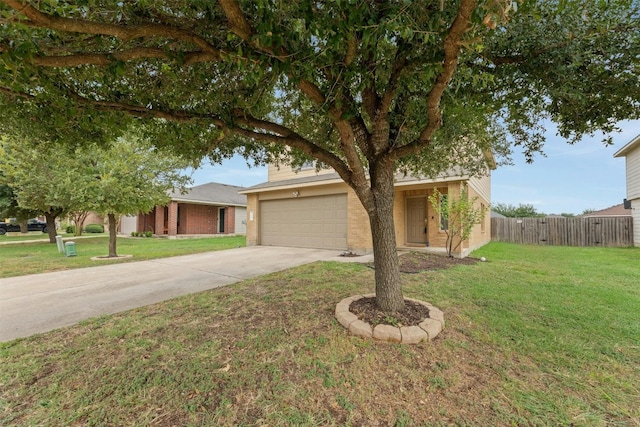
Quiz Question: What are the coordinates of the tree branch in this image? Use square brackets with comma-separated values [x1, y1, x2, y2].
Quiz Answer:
[25, 48, 221, 67]
[392, 0, 477, 160]
[1, 0, 219, 53]
[217, 0, 254, 41]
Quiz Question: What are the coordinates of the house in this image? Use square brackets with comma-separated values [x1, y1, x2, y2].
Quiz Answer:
[240, 163, 492, 257]
[121, 182, 247, 237]
[614, 134, 640, 247]
[581, 203, 632, 218]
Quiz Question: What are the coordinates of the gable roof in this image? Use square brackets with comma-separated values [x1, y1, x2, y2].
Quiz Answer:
[581, 203, 631, 217]
[614, 134, 640, 158]
[170, 182, 247, 207]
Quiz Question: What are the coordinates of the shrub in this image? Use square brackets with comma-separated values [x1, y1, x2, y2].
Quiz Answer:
[84, 224, 104, 233]
[65, 224, 76, 234]
[145, 231, 153, 237]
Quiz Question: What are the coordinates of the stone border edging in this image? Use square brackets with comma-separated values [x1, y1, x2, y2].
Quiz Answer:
[335, 293, 444, 344]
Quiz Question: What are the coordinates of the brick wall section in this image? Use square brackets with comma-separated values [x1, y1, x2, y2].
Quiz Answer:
[346, 189, 372, 253]
[180, 204, 217, 234]
[138, 210, 156, 233]
[246, 194, 259, 245]
[167, 201, 179, 236]
[226, 206, 235, 234]
[466, 185, 491, 252]
[154, 206, 165, 235]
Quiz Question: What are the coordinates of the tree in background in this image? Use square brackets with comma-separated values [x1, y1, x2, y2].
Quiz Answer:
[429, 186, 487, 257]
[0, 135, 192, 254]
[85, 136, 192, 257]
[0, 137, 72, 241]
[492, 203, 545, 218]
[1, 1, 638, 313]
[0, 182, 41, 234]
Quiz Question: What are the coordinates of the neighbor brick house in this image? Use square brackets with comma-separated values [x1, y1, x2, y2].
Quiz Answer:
[614, 134, 640, 246]
[121, 182, 247, 237]
[240, 162, 493, 257]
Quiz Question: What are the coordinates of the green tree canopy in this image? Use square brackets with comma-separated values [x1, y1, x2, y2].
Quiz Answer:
[0, 134, 192, 253]
[1, 0, 638, 312]
[492, 202, 545, 218]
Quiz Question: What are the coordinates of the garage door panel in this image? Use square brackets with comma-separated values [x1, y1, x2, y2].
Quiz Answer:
[260, 194, 347, 250]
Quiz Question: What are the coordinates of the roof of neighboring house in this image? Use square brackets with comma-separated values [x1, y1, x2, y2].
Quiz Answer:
[614, 134, 640, 158]
[170, 182, 247, 207]
[240, 169, 471, 193]
[581, 203, 631, 217]
[491, 211, 506, 218]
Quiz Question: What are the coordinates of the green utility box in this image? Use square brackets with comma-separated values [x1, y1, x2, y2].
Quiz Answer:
[65, 241, 77, 257]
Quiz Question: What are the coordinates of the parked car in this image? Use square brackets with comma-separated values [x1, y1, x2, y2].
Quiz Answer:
[0, 218, 48, 235]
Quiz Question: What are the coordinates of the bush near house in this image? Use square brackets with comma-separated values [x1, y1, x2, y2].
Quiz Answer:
[84, 224, 104, 233]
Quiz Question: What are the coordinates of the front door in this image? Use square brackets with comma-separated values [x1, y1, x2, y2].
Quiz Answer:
[407, 197, 428, 244]
[218, 207, 225, 233]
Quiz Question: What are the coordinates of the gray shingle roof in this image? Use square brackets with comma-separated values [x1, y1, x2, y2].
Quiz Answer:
[170, 182, 247, 207]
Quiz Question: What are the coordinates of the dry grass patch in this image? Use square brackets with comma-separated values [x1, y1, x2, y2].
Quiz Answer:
[2, 244, 639, 426]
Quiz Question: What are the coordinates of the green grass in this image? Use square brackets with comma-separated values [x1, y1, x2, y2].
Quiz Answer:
[0, 235, 246, 278]
[0, 231, 78, 242]
[1, 243, 639, 426]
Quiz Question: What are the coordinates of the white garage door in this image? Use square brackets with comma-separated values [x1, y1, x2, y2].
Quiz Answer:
[260, 194, 347, 250]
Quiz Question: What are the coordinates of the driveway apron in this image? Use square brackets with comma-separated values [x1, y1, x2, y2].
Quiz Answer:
[0, 246, 343, 342]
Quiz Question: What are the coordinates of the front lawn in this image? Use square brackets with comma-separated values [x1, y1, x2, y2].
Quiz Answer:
[0, 235, 246, 278]
[1, 243, 638, 426]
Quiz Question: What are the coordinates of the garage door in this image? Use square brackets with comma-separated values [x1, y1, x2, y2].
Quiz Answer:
[260, 194, 347, 250]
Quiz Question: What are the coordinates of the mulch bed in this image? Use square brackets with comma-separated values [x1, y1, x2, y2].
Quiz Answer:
[395, 251, 479, 273]
[354, 252, 480, 326]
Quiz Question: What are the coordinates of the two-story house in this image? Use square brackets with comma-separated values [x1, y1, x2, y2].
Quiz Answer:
[240, 162, 493, 257]
[614, 134, 640, 247]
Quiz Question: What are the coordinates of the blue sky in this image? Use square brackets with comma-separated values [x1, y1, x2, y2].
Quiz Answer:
[187, 119, 640, 215]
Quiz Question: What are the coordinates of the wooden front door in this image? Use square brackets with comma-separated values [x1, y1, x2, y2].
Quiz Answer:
[407, 197, 428, 244]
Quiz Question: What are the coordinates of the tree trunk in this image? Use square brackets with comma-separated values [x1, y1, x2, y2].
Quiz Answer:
[44, 213, 57, 243]
[368, 159, 405, 313]
[18, 219, 28, 234]
[108, 213, 118, 257]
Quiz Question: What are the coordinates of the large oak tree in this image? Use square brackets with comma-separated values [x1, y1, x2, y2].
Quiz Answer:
[0, 0, 638, 312]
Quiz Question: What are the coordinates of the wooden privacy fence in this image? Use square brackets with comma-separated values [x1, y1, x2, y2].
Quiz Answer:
[491, 217, 634, 247]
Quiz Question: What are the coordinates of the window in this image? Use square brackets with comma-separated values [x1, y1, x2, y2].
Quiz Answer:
[481, 203, 486, 233]
[439, 194, 448, 231]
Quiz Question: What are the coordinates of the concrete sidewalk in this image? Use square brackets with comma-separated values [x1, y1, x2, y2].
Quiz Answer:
[0, 246, 369, 342]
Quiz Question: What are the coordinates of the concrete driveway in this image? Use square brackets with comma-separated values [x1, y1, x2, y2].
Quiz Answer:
[0, 246, 358, 342]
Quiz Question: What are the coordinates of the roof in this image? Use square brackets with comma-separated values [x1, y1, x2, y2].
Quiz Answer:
[614, 134, 640, 158]
[170, 182, 247, 207]
[240, 169, 471, 194]
[581, 203, 631, 217]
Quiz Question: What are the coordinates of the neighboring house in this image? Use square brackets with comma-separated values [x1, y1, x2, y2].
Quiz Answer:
[126, 182, 247, 237]
[581, 203, 632, 218]
[240, 162, 493, 257]
[614, 134, 640, 247]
